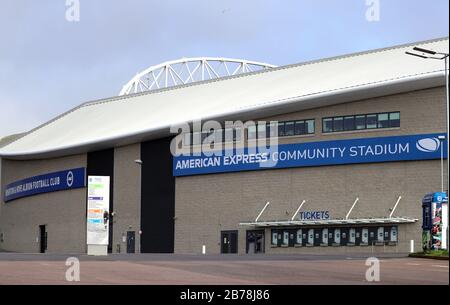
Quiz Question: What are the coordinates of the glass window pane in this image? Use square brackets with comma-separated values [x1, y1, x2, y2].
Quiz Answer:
[333, 117, 343, 132]
[294, 121, 305, 135]
[285, 121, 294, 136]
[193, 132, 201, 145]
[248, 125, 257, 140]
[257, 123, 266, 139]
[278, 122, 285, 137]
[214, 129, 223, 143]
[224, 128, 233, 142]
[343, 116, 355, 131]
[306, 120, 315, 134]
[323, 118, 333, 133]
[202, 131, 212, 143]
[283, 231, 289, 245]
[183, 133, 191, 146]
[296, 229, 302, 244]
[389, 112, 400, 127]
[267, 123, 277, 138]
[234, 128, 242, 142]
[378, 113, 389, 128]
[366, 114, 377, 129]
[355, 115, 366, 130]
[272, 231, 278, 245]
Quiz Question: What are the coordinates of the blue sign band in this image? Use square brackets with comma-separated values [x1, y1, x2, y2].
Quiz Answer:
[173, 133, 447, 177]
[4, 168, 86, 202]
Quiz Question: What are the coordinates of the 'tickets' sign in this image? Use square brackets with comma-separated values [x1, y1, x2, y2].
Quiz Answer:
[87, 176, 110, 246]
[173, 133, 447, 176]
[4, 168, 86, 202]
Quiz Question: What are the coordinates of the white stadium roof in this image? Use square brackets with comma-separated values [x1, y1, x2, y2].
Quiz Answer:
[0, 37, 448, 160]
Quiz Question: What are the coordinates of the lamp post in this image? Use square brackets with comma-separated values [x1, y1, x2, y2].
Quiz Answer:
[406, 47, 449, 194]
[438, 135, 446, 193]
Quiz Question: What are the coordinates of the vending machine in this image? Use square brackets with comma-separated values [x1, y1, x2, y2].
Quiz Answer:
[422, 192, 448, 251]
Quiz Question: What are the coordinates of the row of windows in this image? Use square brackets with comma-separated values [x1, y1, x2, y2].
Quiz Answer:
[183, 112, 401, 146]
[271, 226, 398, 247]
[183, 119, 315, 146]
[322, 112, 400, 133]
[248, 119, 315, 140]
[184, 128, 243, 146]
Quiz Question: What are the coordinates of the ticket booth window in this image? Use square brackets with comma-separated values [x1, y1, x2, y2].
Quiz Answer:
[296, 229, 302, 245]
[349, 228, 356, 244]
[362, 228, 369, 244]
[322, 228, 328, 245]
[307, 229, 314, 246]
[390, 227, 398, 243]
[271, 231, 278, 246]
[333, 228, 341, 245]
[377, 227, 384, 242]
[282, 231, 289, 246]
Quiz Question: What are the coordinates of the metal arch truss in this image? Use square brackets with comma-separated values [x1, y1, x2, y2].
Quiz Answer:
[119, 57, 277, 96]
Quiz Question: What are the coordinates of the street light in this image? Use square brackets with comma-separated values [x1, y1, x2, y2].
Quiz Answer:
[438, 135, 446, 193]
[406, 47, 449, 194]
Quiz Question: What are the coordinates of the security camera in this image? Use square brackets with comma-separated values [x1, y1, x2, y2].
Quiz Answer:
[134, 159, 143, 165]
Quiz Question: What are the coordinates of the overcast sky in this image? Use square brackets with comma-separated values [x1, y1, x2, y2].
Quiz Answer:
[0, 0, 448, 137]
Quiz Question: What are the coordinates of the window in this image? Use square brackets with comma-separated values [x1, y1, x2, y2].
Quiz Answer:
[192, 132, 201, 145]
[278, 122, 285, 137]
[378, 113, 389, 128]
[355, 115, 366, 130]
[257, 123, 266, 139]
[323, 118, 333, 133]
[234, 127, 242, 142]
[248, 125, 257, 140]
[306, 120, 315, 134]
[389, 112, 400, 127]
[183, 133, 191, 146]
[285, 121, 294, 136]
[366, 114, 377, 129]
[343, 116, 355, 131]
[333, 117, 343, 132]
[283, 231, 289, 245]
[296, 229, 302, 244]
[224, 128, 233, 143]
[272, 231, 278, 245]
[213, 129, 223, 144]
[323, 112, 400, 133]
[294, 121, 306, 135]
[201, 131, 210, 143]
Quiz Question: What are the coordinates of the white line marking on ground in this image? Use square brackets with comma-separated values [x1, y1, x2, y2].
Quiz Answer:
[432, 265, 448, 268]
[406, 263, 421, 266]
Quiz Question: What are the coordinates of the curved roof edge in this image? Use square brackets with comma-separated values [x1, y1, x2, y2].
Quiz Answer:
[0, 71, 444, 160]
[0, 36, 448, 160]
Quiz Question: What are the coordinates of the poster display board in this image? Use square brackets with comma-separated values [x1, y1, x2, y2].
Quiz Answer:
[87, 176, 110, 246]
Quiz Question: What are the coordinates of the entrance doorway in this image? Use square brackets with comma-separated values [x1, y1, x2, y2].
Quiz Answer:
[127, 231, 135, 253]
[246, 230, 265, 254]
[39, 225, 47, 253]
[221, 231, 238, 254]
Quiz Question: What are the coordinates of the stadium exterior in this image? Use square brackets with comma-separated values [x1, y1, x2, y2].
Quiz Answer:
[0, 37, 448, 255]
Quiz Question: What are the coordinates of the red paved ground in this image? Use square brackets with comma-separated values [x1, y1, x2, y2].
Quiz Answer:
[0, 254, 447, 285]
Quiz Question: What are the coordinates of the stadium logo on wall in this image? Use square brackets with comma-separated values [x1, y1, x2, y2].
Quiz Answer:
[67, 171, 74, 187]
[416, 138, 440, 153]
